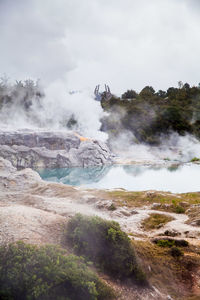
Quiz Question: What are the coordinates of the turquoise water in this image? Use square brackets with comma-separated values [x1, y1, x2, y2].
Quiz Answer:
[38, 164, 200, 193]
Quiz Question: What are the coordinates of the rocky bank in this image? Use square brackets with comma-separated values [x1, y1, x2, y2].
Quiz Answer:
[0, 130, 113, 169]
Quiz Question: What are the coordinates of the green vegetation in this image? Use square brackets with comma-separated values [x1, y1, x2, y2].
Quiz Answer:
[1, 79, 200, 146]
[106, 190, 200, 213]
[153, 238, 189, 248]
[67, 214, 146, 283]
[190, 157, 200, 162]
[108, 203, 117, 211]
[141, 213, 174, 230]
[156, 239, 176, 247]
[170, 246, 183, 258]
[0, 241, 114, 300]
[133, 240, 200, 299]
[173, 205, 185, 214]
[100, 82, 200, 146]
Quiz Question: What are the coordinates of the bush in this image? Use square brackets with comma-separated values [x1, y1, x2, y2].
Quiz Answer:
[142, 213, 174, 230]
[0, 241, 114, 300]
[67, 214, 146, 283]
[153, 238, 189, 248]
[170, 246, 183, 258]
[156, 239, 175, 248]
[191, 157, 200, 162]
[173, 205, 185, 214]
[108, 203, 117, 211]
[174, 239, 189, 247]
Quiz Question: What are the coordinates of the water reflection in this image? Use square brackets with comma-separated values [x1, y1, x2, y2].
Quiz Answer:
[38, 165, 111, 186]
[38, 164, 200, 193]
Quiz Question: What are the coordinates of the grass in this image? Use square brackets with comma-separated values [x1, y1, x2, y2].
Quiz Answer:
[141, 213, 174, 230]
[132, 240, 200, 300]
[105, 190, 200, 213]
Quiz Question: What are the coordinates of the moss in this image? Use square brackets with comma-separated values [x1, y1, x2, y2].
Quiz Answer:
[142, 213, 174, 230]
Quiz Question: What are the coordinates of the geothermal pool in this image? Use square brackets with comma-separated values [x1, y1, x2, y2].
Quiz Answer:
[38, 164, 200, 193]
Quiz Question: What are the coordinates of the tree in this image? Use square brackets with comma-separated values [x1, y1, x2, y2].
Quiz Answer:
[139, 86, 155, 98]
[156, 90, 167, 98]
[122, 89, 137, 99]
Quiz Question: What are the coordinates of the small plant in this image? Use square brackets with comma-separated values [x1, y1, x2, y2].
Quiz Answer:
[171, 200, 185, 214]
[142, 213, 174, 230]
[157, 239, 175, 248]
[170, 246, 183, 257]
[108, 203, 117, 211]
[175, 239, 189, 247]
[153, 238, 189, 248]
[173, 205, 185, 214]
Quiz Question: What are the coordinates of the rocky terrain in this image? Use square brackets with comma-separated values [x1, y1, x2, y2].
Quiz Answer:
[0, 130, 113, 168]
[1, 157, 200, 299]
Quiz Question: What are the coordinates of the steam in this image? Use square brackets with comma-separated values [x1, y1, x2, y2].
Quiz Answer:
[43, 81, 107, 141]
[111, 131, 200, 163]
[1, 77, 200, 162]
[0, 78, 107, 141]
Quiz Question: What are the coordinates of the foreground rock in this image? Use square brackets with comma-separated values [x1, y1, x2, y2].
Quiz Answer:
[0, 130, 113, 168]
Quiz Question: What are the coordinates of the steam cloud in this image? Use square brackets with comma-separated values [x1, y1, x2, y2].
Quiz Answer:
[110, 131, 200, 163]
[0, 78, 107, 141]
[1, 77, 200, 162]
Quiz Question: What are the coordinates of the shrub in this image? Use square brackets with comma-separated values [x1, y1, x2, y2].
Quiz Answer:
[170, 246, 183, 258]
[156, 239, 175, 248]
[0, 241, 114, 300]
[174, 239, 189, 247]
[153, 238, 189, 248]
[108, 203, 117, 211]
[142, 213, 174, 230]
[173, 205, 185, 214]
[67, 214, 146, 283]
[190, 157, 200, 162]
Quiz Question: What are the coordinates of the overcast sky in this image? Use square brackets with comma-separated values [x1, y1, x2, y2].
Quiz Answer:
[0, 0, 200, 94]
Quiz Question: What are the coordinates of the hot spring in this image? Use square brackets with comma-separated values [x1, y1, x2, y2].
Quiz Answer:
[38, 163, 200, 193]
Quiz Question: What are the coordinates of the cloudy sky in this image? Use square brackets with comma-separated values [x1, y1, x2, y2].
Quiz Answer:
[0, 0, 200, 94]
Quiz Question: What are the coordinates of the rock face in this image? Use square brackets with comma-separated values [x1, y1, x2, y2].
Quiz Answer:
[0, 130, 113, 168]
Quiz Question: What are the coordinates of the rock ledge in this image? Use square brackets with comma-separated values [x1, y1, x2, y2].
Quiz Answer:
[0, 130, 113, 168]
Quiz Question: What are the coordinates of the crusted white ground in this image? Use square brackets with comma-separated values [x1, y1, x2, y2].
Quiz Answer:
[1, 157, 200, 246]
[1, 157, 200, 300]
